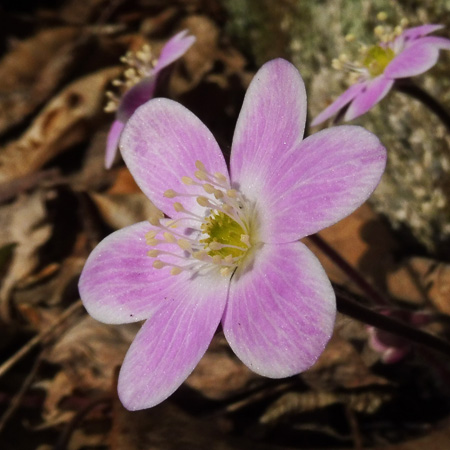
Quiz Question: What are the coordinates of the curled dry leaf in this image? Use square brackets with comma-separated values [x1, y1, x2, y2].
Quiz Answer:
[260, 390, 392, 424]
[89, 192, 160, 230]
[0, 67, 120, 184]
[44, 316, 137, 394]
[0, 191, 52, 318]
[0, 27, 84, 135]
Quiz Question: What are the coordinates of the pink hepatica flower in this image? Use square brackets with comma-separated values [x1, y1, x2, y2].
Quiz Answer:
[312, 23, 450, 126]
[79, 59, 387, 410]
[104, 30, 195, 169]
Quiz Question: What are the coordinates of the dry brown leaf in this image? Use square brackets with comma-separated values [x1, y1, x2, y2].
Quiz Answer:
[0, 66, 120, 183]
[0, 191, 53, 318]
[44, 316, 136, 393]
[0, 27, 82, 134]
[186, 333, 260, 400]
[90, 192, 160, 230]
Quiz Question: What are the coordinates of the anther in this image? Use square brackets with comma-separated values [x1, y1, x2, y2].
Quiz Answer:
[177, 239, 192, 251]
[147, 249, 159, 257]
[226, 189, 237, 198]
[197, 196, 211, 207]
[241, 234, 250, 247]
[208, 241, 222, 250]
[173, 202, 184, 212]
[376, 11, 387, 21]
[203, 184, 215, 194]
[171, 267, 182, 276]
[182, 176, 194, 185]
[164, 189, 177, 198]
[153, 260, 165, 269]
[214, 173, 227, 183]
[163, 232, 176, 243]
[195, 170, 208, 181]
[195, 160, 206, 171]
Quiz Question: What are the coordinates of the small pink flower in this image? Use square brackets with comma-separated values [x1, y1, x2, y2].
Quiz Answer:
[367, 308, 434, 364]
[105, 30, 195, 169]
[79, 59, 387, 410]
[312, 24, 450, 125]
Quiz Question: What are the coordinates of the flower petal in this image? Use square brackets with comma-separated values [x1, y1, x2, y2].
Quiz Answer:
[414, 36, 450, 50]
[117, 77, 157, 123]
[105, 120, 124, 169]
[153, 30, 196, 73]
[230, 58, 307, 184]
[311, 82, 367, 126]
[384, 43, 440, 79]
[79, 221, 206, 324]
[402, 24, 444, 42]
[222, 242, 335, 378]
[120, 98, 228, 219]
[238, 125, 386, 242]
[344, 76, 393, 121]
[118, 269, 228, 410]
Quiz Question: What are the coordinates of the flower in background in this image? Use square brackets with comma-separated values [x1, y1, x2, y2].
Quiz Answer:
[104, 30, 195, 169]
[312, 17, 450, 126]
[367, 308, 434, 363]
[79, 59, 386, 410]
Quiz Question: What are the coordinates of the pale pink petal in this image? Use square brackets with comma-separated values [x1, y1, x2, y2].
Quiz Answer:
[231, 59, 307, 184]
[120, 98, 228, 219]
[118, 270, 228, 410]
[311, 82, 367, 126]
[415, 36, 450, 50]
[153, 30, 196, 73]
[384, 43, 439, 79]
[402, 24, 444, 41]
[79, 221, 204, 324]
[236, 125, 386, 242]
[222, 242, 335, 378]
[117, 77, 157, 122]
[105, 120, 124, 169]
[344, 76, 394, 121]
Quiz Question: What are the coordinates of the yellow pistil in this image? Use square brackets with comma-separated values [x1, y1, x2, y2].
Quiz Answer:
[362, 46, 395, 77]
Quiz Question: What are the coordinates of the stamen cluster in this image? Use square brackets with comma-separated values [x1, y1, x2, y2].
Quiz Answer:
[105, 44, 156, 113]
[145, 161, 254, 277]
[331, 13, 409, 81]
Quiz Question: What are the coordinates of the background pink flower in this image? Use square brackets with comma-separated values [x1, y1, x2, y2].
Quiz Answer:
[79, 59, 386, 410]
[312, 24, 450, 125]
[105, 30, 195, 168]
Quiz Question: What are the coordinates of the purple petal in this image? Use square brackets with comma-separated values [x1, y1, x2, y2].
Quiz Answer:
[401, 24, 444, 42]
[153, 30, 196, 73]
[311, 82, 367, 126]
[236, 125, 386, 242]
[120, 98, 228, 219]
[222, 242, 335, 377]
[384, 43, 439, 79]
[117, 77, 157, 123]
[344, 76, 394, 121]
[118, 270, 228, 410]
[79, 221, 203, 324]
[231, 58, 307, 184]
[105, 120, 124, 169]
[414, 36, 450, 50]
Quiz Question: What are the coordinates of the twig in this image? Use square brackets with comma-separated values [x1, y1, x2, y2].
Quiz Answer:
[394, 79, 450, 133]
[308, 234, 390, 306]
[0, 354, 42, 434]
[335, 286, 450, 358]
[0, 300, 83, 380]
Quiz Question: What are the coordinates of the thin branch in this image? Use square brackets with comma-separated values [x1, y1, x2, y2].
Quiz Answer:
[0, 300, 83, 380]
[308, 234, 390, 306]
[335, 286, 450, 358]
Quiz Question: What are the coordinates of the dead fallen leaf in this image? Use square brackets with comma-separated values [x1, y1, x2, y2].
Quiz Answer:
[0, 66, 120, 183]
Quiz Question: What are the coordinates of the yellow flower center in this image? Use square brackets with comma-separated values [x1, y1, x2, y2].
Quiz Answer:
[145, 160, 256, 277]
[362, 45, 395, 77]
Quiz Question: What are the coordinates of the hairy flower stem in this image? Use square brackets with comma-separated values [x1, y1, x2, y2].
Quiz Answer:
[335, 286, 450, 358]
[394, 79, 450, 133]
[308, 234, 390, 306]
